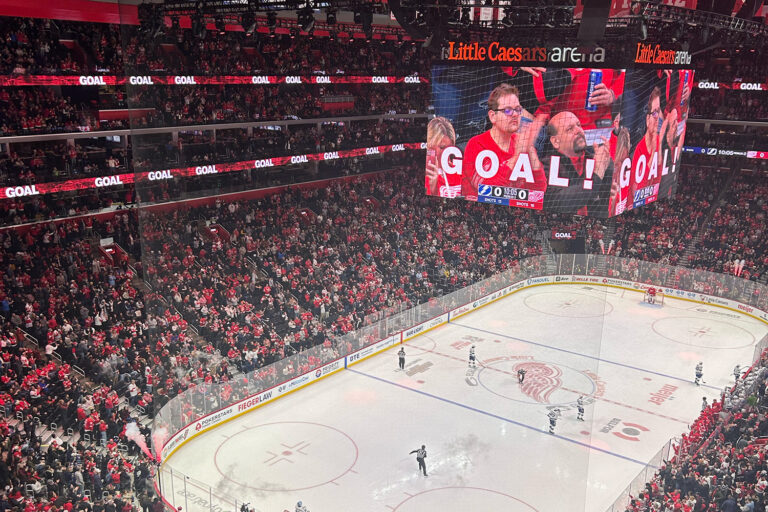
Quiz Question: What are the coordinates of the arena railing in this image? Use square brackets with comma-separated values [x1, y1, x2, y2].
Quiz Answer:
[603, 437, 678, 512]
[151, 254, 768, 512]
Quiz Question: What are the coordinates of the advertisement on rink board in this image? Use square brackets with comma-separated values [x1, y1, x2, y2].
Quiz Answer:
[160, 357, 344, 462]
[347, 335, 399, 366]
[402, 313, 449, 341]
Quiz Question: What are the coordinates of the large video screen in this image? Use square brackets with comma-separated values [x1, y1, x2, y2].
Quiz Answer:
[427, 66, 693, 217]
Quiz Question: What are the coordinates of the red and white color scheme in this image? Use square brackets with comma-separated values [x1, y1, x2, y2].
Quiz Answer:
[644, 287, 664, 306]
[0, 74, 427, 87]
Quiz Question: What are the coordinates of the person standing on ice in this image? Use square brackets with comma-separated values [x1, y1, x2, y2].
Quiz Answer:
[548, 409, 558, 434]
[409, 445, 428, 476]
[694, 362, 703, 386]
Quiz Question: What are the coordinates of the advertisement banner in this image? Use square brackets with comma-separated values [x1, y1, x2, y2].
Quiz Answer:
[346, 335, 398, 366]
[0, 143, 425, 200]
[695, 80, 768, 91]
[0, 74, 428, 87]
[428, 64, 692, 217]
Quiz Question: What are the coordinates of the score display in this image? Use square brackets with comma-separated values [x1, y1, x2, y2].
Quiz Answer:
[426, 65, 693, 217]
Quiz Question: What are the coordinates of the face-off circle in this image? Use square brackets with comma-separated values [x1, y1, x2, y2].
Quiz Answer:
[405, 334, 438, 356]
[523, 291, 614, 318]
[651, 317, 755, 349]
[213, 421, 357, 492]
[392, 487, 539, 512]
[477, 358, 597, 406]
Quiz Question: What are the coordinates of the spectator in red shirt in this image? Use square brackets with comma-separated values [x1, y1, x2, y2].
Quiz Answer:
[461, 83, 546, 199]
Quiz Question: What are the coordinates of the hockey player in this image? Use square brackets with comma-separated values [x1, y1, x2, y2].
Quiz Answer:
[398, 347, 405, 370]
[409, 445, 428, 476]
[701, 396, 708, 411]
[295, 501, 308, 512]
[576, 396, 585, 421]
[547, 409, 558, 434]
[517, 368, 526, 384]
[469, 345, 477, 369]
[734, 364, 741, 382]
[694, 362, 703, 386]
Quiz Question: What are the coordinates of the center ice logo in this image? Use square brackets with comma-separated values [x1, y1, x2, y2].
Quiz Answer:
[514, 362, 563, 404]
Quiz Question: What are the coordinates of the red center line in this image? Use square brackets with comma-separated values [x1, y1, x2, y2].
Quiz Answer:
[412, 341, 690, 425]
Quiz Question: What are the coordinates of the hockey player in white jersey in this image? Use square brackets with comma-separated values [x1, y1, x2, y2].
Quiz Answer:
[576, 396, 585, 421]
[295, 501, 308, 512]
[694, 362, 703, 385]
[734, 364, 741, 382]
[468, 345, 477, 369]
[547, 409, 558, 434]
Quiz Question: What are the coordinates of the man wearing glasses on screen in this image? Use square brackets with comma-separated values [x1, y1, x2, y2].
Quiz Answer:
[461, 83, 547, 199]
[623, 86, 665, 212]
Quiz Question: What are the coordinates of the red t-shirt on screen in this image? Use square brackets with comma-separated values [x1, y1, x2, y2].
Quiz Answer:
[461, 130, 546, 198]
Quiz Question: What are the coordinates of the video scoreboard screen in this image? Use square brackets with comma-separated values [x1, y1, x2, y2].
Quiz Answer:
[426, 45, 694, 218]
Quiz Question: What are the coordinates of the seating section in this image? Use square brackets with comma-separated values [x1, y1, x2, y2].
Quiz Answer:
[1, 13, 768, 512]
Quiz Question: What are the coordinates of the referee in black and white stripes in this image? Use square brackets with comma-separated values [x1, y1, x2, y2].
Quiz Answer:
[409, 445, 428, 476]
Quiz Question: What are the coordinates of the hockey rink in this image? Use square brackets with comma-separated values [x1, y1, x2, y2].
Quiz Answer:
[161, 285, 768, 512]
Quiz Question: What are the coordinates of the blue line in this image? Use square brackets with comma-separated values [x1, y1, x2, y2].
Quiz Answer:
[347, 368, 656, 469]
[450, 322, 722, 391]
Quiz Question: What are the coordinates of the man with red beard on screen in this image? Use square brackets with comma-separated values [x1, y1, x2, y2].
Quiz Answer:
[461, 83, 547, 199]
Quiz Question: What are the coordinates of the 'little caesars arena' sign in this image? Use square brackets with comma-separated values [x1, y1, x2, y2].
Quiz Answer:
[442, 42, 606, 64]
[441, 41, 692, 67]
